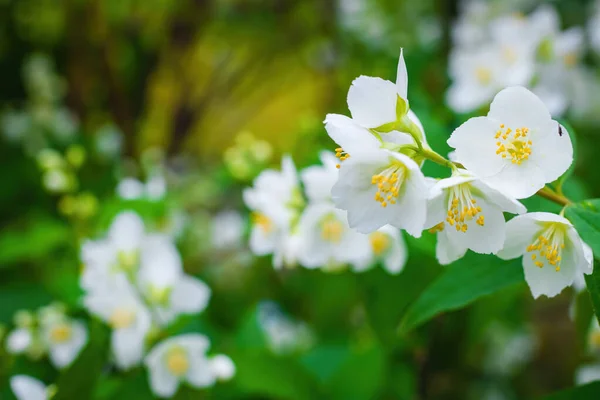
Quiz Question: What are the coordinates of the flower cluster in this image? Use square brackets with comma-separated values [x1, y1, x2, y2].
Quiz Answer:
[5, 303, 87, 369]
[244, 151, 408, 274]
[320, 49, 592, 298]
[448, 2, 589, 117]
[80, 211, 234, 397]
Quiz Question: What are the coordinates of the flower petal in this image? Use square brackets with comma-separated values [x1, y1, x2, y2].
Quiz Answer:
[436, 231, 467, 265]
[487, 86, 552, 132]
[471, 179, 526, 214]
[10, 376, 47, 400]
[112, 328, 146, 370]
[186, 357, 217, 388]
[448, 116, 506, 177]
[324, 114, 380, 155]
[396, 49, 408, 100]
[528, 122, 573, 183]
[497, 214, 541, 260]
[170, 276, 211, 315]
[448, 199, 506, 254]
[347, 76, 397, 128]
[523, 242, 576, 298]
[382, 228, 408, 274]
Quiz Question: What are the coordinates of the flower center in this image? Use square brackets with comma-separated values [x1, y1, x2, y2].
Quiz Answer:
[526, 223, 566, 272]
[110, 308, 136, 329]
[50, 323, 72, 343]
[563, 52, 577, 67]
[445, 184, 484, 233]
[320, 215, 344, 243]
[495, 124, 532, 165]
[252, 212, 273, 233]
[475, 67, 492, 85]
[370, 232, 390, 255]
[334, 147, 350, 169]
[502, 46, 517, 64]
[117, 251, 139, 272]
[372, 163, 408, 208]
[165, 347, 189, 376]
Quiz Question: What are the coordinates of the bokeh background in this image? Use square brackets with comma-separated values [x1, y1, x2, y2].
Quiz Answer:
[2, 0, 600, 399]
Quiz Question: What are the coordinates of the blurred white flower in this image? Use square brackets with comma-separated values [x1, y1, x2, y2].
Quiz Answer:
[39, 314, 87, 369]
[212, 210, 245, 250]
[258, 301, 313, 355]
[84, 275, 152, 370]
[95, 124, 123, 160]
[209, 354, 235, 381]
[146, 173, 167, 200]
[6, 328, 33, 354]
[296, 203, 370, 269]
[117, 178, 145, 200]
[1, 110, 31, 142]
[244, 156, 302, 268]
[10, 375, 48, 400]
[145, 334, 230, 398]
[352, 225, 408, 274]
[301, 151, 339, 204]
[576, 364, 600, 385]
[483, 324, 536, 377]
[498, 212, 593, 298]
[589, 1, 600, 55]
[425, 169, 525, 264]
[448, 87, 572, 199]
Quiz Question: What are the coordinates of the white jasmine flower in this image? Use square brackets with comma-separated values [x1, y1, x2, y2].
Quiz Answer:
[446, 45, 534, 113]
[345, 49, 410, 129]
[426, 169, 525, 264]
[296, 203, 370, 269]
[209, 354, 235, 381]
[39, 315, 87, 368]
[108, 211, 146, 253]
[332, 147, 428, 236]
[498, 212, 593, 298]
[145, 334, 222, 397]
[211, 210, 245, 250]
[244, 156, 301, 265]
[272, 232, 302, 269]
[6, 328, 33, 354]
[84, 275, 152, 369]
[589, 1, 600, 55]
[576, 364, 600, 385]
[10, 375, 48, 400]
[257, 301, 314, 354]
[448, 86, 573, 199]
[300, 151, 339, 203]
[145, 173, 167, 200]
[352, 225, 408, 274]
[117, 178, 145, 200]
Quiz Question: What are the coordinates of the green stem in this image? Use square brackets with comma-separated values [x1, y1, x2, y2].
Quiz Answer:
[420, 149, 456, 171]
[536, 186, 571, 207]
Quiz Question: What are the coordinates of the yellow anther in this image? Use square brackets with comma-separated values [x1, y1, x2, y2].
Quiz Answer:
[321, 216, 344, 243]
[370, 232, 391, 255]
[495, 124, 533, 164]
[252, 212, 273, 233]
[50, 323, 72, 343]
[371, 163, 407, 208]
[527, 223, 567, 272]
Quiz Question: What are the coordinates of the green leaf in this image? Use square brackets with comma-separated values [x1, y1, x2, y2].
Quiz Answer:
[0, 216, 71, 267]
[0, 283, 54, 324]
[232, 351, 319, 400]
[53, 320, 110, 400]
[565, 199, 600, 324]
[399, 254, 524, 333]
[543, 381, 600, 400]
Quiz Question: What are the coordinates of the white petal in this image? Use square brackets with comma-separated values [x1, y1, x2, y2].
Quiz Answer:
[347, 76, 397, 128]
[471, 179, 526, 214]
[497, 214, 541, 260]
[148, 366, 179, 398]
[117, 178, 145, 200]
[388, 162, 428, 237]
[487, 86, 552, 133]
[10, 376, 47, 400]
[324, 114, 380, 155]
[576, 364, 600, 385]
[446, 82, 495, 114]
[6, 329, 32, 354]
[528, 122, 573, 183]
[112, 327, 147, 370]
[425, 186, 446, 229]
[566, 228, 594, 276]
[382, 229, 408, 274]
[523, 243, 576, 298]
[109, 211, 145, 252]
[482, 161, 546, 200]
[170, 276, 211, 315]
[186, 357, 217, 388]
[449, 198, 506, 254]
[396, 49, 408, 99]
[209, 354, 235, 381]
[436, 231, 467, 265]
[448, 117, 506, 177]
[49, 322, 87, 368]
